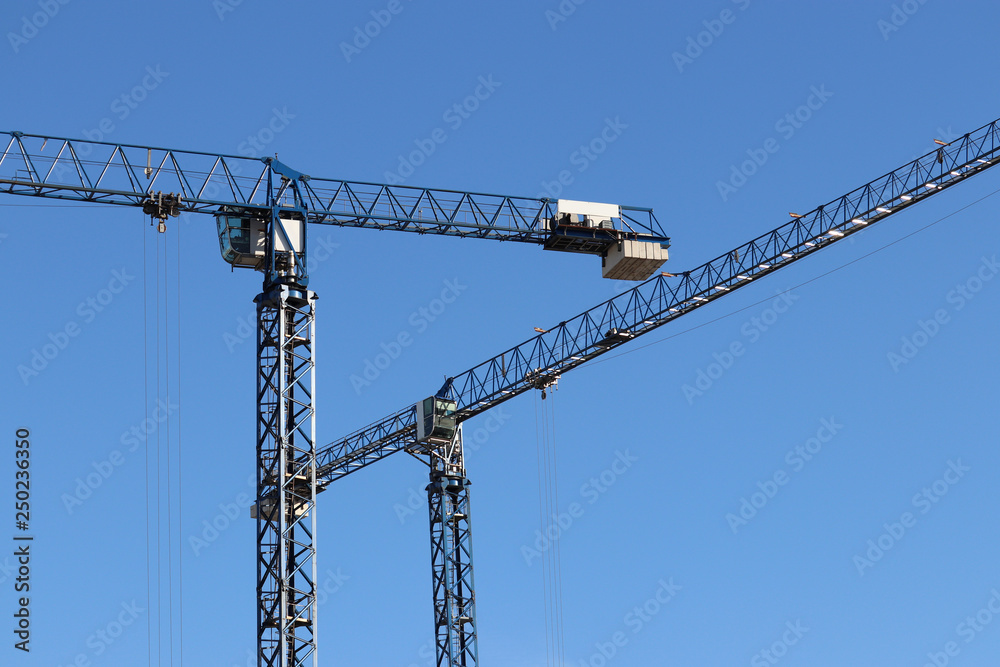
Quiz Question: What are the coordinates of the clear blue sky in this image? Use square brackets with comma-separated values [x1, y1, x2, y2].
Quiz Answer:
[2, 1, 1000, 665]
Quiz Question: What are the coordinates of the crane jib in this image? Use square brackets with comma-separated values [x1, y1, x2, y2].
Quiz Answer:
[0, 130, 667, 250]
[315, 116, 1000, 484]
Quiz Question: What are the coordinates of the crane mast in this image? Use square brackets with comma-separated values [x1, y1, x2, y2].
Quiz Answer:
[423, 416, 478, 666]
[254, 285, 318, 666]
[250, 168, 319, 666]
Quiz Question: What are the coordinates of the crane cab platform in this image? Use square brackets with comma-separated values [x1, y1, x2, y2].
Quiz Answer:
[416, 397, 458, 444]
[216, 207, 305, 270]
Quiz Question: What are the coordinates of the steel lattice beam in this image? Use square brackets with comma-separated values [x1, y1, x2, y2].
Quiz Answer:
[316, 117, 1000, 483]
[0, 131, 666, 244]
[256, 287, 319, 667]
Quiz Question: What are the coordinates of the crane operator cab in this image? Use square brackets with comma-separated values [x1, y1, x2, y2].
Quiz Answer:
[416, 397, 458, 444]
[216, 207, 305, 273]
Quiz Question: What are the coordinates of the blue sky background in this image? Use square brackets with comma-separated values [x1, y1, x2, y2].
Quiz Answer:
[2, 1, 1000, 665]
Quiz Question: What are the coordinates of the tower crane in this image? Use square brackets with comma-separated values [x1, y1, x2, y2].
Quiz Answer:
[3, 115, 999, 666]
[316, 117, 1000, 666]
[0, 130, 669, 667]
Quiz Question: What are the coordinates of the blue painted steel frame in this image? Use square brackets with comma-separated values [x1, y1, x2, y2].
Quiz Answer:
[256, 288, 319, 667]
[0, 131, 668, 246]
[315, 116, 1000, 483]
